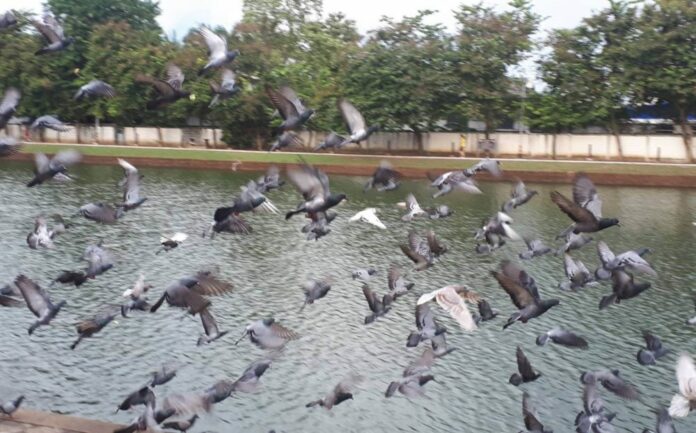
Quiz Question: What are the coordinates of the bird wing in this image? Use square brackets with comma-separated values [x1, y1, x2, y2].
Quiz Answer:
[42, 12, 64, 39]
[676, 354, 696, 399]
[166, 65, 185, 90]
[190, 271, 233, 296]
[15, 275, 51, 318]
[435, 286, 477, 331]
[573, 173, 603, 218]
[563, 254, 580, 279]
[338, 99, 366, 134]
[491, 271, 535, 309]
[597, 241, 615, 265]
[362, 209, 386, 229]
[269, 322, 298, 340]
[516, 346, 537, 380]
[430, 171, 452, 187]
[550, 190, 596, 223]
[403, 348, 435, 377]
[643, 331, 663, 352]
[405, 193, 421, 212]
[415, 303, 436, 331]
[362, 284, 379, 313]
[399, 244, 426, 266]
[287, 165, 329, 200]
[199, 308, 219, 337]
[220, 69, 236, 90]
[278, 86, 306, 114]
[161, 392, 212, 416]
[596, 370, 640, 400]
[387, 265, 401, 291]
[511, 180, 526, 198]
[549, 328, 588, 348]
[521, 392, 545, 432]
[34, 153, 50, 174]
[471, 158, 502, 177]
[135, 74, 176, 97]
[118, 159, 141, 204]
[199, 26, 226, 58]
[32, 19, 60, 43]
[266, 86, 298, 120]
[426, 230, 445, 256]
[83, 80, 116, 98]
[0, 87, 20, 114]
[656, 407, 676, 433]
[582, 381, 606, 415]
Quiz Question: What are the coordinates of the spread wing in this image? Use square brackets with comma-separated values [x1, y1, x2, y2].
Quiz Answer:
[200, 26, 226, 57]
[266, 86, 299, 120]
[522, 392, 545, 432]
[287, 165, 329, 200]
[491, 271, 534, 309]
[573, 173, 603, 218]
[338, 99, 366, 134]
[362, 284, 380, 313]
[200, 308, 220, 336]
[15, 274, 51, 318]
[597, 241, 615, 265]
[550, 190, 596, 223]
[135, 74, 176, 97]
[189, 271, 233, 296]
[435, 286, 477, 331]
[676, 354, 696, 399]
[269, 322, 299, 340]
[0, 87, 20, 114]
[278, 86, 306, 114]
[166, 65, 185, 91]
[32, 19, 60, 43]
[516, 346, 536, 380]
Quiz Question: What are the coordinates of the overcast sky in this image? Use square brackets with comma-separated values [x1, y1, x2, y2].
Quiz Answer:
[4, 0, 610, 36]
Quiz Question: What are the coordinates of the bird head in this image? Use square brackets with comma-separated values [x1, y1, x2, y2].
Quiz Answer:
[227, 49, 240, 60]
[509, 373, 522, 386]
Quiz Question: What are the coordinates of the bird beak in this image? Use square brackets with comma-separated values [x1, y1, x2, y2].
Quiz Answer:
[233, 330, 248, 345]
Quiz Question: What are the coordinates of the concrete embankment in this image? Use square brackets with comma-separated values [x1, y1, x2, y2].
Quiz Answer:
[0, 409, 122, 433]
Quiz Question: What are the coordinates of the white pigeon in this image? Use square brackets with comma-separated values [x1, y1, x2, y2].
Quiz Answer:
[123, 274, 149, 298]
[669, 353, 696, 418]
[160, 232, 188, 245]
[416, 285, 479, 331]
[398, 194, 426, 221]
[349, 208, 386, 229]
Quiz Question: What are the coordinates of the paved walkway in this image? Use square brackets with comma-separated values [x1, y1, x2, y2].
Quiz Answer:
[0, 409, 121, 433]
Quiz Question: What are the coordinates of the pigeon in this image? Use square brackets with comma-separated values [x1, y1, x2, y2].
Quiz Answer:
[416, 285, 480, 331]
[519, 238, 552, 260]
[314, 131, 347, 151]
[198, 26, 239, 75]
[197, 308, 227, 346]
[235, 318, 299, 349]
[211, 181, 277, 228]
[115, 400, 165, 433]
[431, 332, 455, 357]
[337, 99, 378, 146]
[477, 299, 499, 321]
[595, 241, 655, 280]
[285, 163, 347, 220]
[406, 304, 447, 347]
[78, 202, 124, 224]
[0, 10, 17, 29]
[118, 159, 147, 211]
[575, 381, 617, 433]
[509, 346, 541, 386]
[400, 193, 426, 221]
[163, 415, 198, 432]
[502, 180, 537, 213]
[150, 365, 177, 387]
[32, 11, 74, 55]
[642, 408, 676, 433]
[0, 137, 21, 157]
[475, 212, 521, 244]
[136, 65, 191, 109]
[266, 85, 314, 131]
[155, 392, 213, 421]
[520, 392, 553, 433]
[209, 212, 253, 237]
[669, 354, 696, 418]
[399, 230, 447, 271]
[385, 373, 436, 399]
[364, 161, 400, 192]
[349, 208, 386, 229]
[464, 158, 503, 177]
[15, 274, 66, 334]
[599, 270, 651, 310]
[581, 369, 640, 400]
[122, 274, 152, 300]
[0, 396, 24, 416]
[205, 359, 272, 403]
[209, 69, 240, 107]
[306, 375, 362, 409]
[269, 131, 302, 152]
[491, 261, 559, 329]
[351, 268, 377, 282]
[536, 328, 588, 349]
[0, 293, 22, 308]
[150, 270, 233, 315]
[302, 210, 336, 241]
[74, 80, 116, 100]
[71, 308, 118, 350]
[255, 166, 284, 193]
[0, 87, 20, 129]
[551, 173, 619, 236]
[158, 233, 188, 253]
[637, 331, 669, 366]
[559, 254, 595, 291]
[557, 232, 593, 255]
[26, 215, 67, 249]
[300, 278, 332, 310]
[387, 264, 414, 298]
[428, 170, 481, 198]
[362, 283, 392, 324]
[27, 150, 81, 187]
[427, 205, 453, 219]
[31, 115, 70, 132]
[53, 242, 114, 287]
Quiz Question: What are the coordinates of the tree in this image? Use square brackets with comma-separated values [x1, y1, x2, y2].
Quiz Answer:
[342, 10, 457, 151]
[452, 0, 541, 138]
[627, 0, 696, 162]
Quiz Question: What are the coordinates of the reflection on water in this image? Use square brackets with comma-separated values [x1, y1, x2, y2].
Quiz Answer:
[1, 160, 696, 432]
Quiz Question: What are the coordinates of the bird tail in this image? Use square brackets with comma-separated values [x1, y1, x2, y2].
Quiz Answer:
[121, 304, 130, 318]
[598, 294, 617, 310]
[364, 314, 377, 325]
[385, 382, 400, 398]
[28, 321, 39, 335]
[669, 393, 691, 418]
[502, 312, 520, 329]
[150, 293, 167, 313]
[70, 336, 83, 350]
[285, 210, 301, 220]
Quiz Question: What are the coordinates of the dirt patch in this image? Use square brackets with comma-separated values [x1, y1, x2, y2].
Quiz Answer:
[9, 152, 696, 188]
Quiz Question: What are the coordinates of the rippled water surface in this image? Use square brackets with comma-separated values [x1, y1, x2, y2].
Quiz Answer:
[1, 159, 696, 433]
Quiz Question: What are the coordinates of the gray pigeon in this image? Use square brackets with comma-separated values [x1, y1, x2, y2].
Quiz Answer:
[427, 205, 453, 219]
[198, 26, 239, 75]
[33, 11, 74, 55]
[351, 268, 377, 282]
[27, 150, 81, 187]
[464, 158, 503, 177]
[599, 270, 651, 310]
[337, 99, 378, 146]
[520, 392, 553, 433]
[559, 254, 595, 291]
[0, 396, 24, 415]
[197, 307, 227, 346]
[580, 369, 639, 400]
[31, 115, 70, 132]
[575, 381, 617, 433]
[556, 232, 593, 255]
[0, 10, 17, 29]
[364, 160, 400, 192]
[306, 375, 362, 409]
[0, 87, 20, 129]
[300, 278, 332, 310]
[15, 274, 66, 334]
[135, 65, 191, 109]
[642, 408, 676, 433]
[0, 137, 20, 157]
[428, 170, 481, 198]
[235, 318, 298, 349]
[70, 308, 118, 350]
[509, 346, 541, 386]
[536, 328, 588, 349]
[78, 202, 125, 224]
[637, 331, 669, 366]
[502, 180, 537, 213]
[386, 349, 437, 398]
[209, 69, 240, 107]
[551, 173, 619, 236]
[314, 131, 347, 151]
[595, 241, 655, 280]
[406, 304, 446, 347]
[266, 85, 314, 131]
[74, 80, 116, 100]
[269, 131, 302, 152]
[519, 238, 552, 260]
[205, 359, 272, 403]
[118, 159, 147, 211]
[362, 283, 392, 324]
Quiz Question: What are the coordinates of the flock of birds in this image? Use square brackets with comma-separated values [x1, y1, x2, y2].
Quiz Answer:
[0, 6, 696, 433]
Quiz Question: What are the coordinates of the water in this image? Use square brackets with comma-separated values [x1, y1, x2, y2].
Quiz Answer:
[1, 159, 696, 433]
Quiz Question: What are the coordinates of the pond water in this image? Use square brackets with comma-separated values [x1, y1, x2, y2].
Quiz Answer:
[1, 160, 696, 433]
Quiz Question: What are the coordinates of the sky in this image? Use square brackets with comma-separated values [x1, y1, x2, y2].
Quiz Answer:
[3, 0, 610, 37]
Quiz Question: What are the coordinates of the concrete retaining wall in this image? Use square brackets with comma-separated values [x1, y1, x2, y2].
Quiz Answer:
[2, 124, 694, 161]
